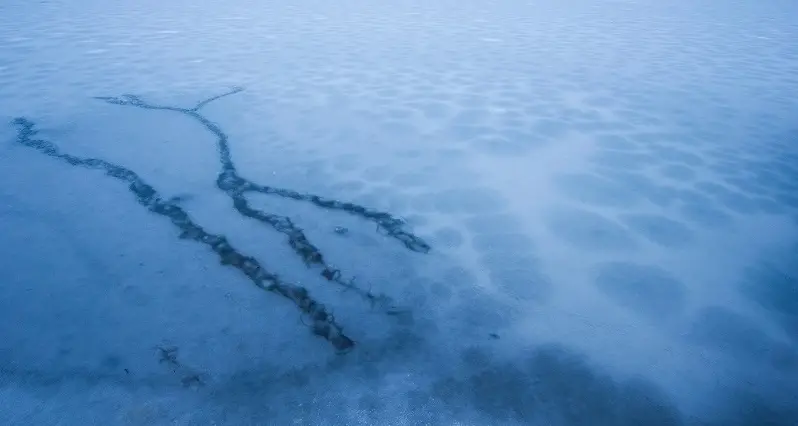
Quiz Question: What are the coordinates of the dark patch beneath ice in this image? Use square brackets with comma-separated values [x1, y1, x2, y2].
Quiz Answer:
[447, 123, 493, 141]
[590, 150, 656, 170]
[772, 192, 798, 210]
[465, 213, 522, 234]
[552, 172, 642, 208]
[441, 265, 479, 290]
[430, 227, 465, 249]
[477, 249, 550, 302]
[693, 181, 731, 196]
[701, 391, 798, 426]
[453, 292, 516, 334]
[646, 146, 705, 166]
[738, 256, 798, 342]
[593, 261, 687, 320]
[659, 164, 696, 182]
[487, 267, 551, 302]
[709, 160, 745, 177]
[594, 134, 639, 151]
[676, 189, 715, 206]
[679, 198, 734, 229]
[408, 192, 440, 213]
[432, 344, 684, 425]
[471, 232, 535, 253]
[618, 213, 695, 248]
[751, 196, 787, 215]
[686, 306, 796, 370]
[480, 252, 539, 272]
[428, 281, 454, 302]
[391, 171, 432, 187]
[752, 166, 798, 194]
[471, 135, 531, 157]
[545, 207, 638, 251]
[432, 187, 508, 215]
[598, 170, 681, 207]
[531, 118, 569, 137]
[722, 176, 768, 197]
[361, 165, 393, 182]
[713, 191, 760, 215]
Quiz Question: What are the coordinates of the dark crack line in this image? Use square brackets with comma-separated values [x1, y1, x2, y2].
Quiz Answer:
[193, 86, 245, 112]
[95, 90, 430, 253]
[11, 117, 354, 352]
[94, 88, 430, 311]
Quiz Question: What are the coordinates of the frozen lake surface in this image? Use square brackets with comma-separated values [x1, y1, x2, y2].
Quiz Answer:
[1, 0, 797, 424]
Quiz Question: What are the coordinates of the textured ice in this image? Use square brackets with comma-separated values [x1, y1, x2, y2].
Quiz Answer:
[2, 0, 798, 425]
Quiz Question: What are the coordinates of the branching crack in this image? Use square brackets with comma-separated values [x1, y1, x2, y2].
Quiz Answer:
[10, 88, 431, 351]
[94, 88, 430, 311]
[11, 117, 354, 352]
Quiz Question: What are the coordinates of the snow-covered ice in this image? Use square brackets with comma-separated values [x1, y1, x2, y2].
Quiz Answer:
[1, 0, 797, 424]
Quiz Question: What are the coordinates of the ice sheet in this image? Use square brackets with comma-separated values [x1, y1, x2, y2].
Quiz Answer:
[1, 0, 797, 424]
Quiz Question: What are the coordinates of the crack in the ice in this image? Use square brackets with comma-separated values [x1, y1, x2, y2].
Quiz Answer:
[11, 117, 354, 352]
[94, 89, 430, 311]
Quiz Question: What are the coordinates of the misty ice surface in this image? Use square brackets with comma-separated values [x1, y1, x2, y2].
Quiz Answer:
[1, 0, 797, 424]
